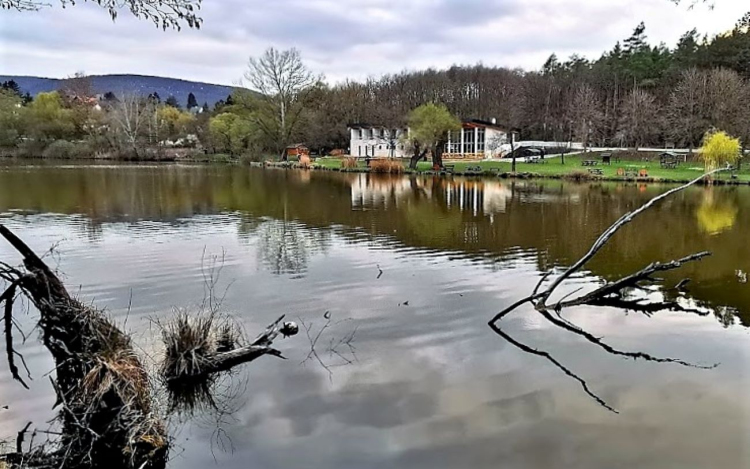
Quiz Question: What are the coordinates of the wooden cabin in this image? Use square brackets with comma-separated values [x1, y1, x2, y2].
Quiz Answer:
[285, 144, 310, 161]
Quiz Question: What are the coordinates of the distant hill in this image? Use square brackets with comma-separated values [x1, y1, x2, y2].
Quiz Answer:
[0, 74, 237, 108]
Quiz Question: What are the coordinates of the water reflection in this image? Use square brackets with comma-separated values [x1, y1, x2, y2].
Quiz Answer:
[0, 163, 745, 325]
[1, 163, 749, 469]
[242, 217, 331, 277]
[695, 188, 738, 235]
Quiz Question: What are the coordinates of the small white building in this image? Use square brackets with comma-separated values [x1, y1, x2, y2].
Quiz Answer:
[348, 119, 514, 160]
[443, 119, 513, 160]
[348, 125, 409, 158]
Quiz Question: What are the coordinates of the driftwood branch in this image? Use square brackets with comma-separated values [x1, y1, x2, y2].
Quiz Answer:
[2, 281, 29, 389]
[488, 169, 727, 412]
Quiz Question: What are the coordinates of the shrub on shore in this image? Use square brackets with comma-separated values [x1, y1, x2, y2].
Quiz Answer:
[341, 157, 358, 169]
[370, 158, 404, 174]
[564, 170, 594, 182]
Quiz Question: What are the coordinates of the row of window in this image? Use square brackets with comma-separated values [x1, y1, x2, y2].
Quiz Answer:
[357, 144, 405, 156]
[355, 128, 403, 140]
[446, 128, 486, 153]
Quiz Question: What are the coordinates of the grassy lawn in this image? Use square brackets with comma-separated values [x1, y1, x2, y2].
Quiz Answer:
[313, 155, 750, 183]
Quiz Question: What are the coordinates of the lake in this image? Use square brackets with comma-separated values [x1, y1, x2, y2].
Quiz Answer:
[0, 162, 748, 469]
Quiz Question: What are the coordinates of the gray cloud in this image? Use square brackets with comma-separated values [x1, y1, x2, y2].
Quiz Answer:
[0, 0, 746, 85]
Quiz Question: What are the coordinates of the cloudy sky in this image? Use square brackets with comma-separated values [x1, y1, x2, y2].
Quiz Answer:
[1, 0, 747, 86]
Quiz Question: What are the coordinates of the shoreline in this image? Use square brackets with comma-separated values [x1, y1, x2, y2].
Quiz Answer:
[253, 161, 750, 186]
[3, 155, 749, 186]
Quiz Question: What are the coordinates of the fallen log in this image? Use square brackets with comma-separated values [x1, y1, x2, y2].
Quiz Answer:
[0, 224, 166, 469]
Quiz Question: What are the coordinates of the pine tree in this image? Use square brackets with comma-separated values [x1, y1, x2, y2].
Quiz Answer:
[225, 94, 234, 106]
[202, 102, 210, 113]
[187, 92, 198, 109]
[1, 80, 21, 96]
[165, 95, 180, 108]
[624, 22, 648, 54]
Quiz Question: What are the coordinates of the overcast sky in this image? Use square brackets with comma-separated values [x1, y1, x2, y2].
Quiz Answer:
[0, 0, 747, 86]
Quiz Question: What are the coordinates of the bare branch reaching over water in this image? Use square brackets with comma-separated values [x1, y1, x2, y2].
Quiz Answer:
[488, 169, 728, 412]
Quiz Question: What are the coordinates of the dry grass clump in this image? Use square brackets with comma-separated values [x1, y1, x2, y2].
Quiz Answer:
[341, 157, 358, 169]
[564, 170, 594, 182]
[160, 311, 243, 381]
[370, 158, 404, 174]
[297, 154, 311, 169]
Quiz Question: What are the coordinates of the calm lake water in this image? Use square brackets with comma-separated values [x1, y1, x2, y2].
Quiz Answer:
[0, 162, 748, 469]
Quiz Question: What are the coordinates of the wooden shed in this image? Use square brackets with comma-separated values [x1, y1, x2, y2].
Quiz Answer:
[285, 144, 310, 161]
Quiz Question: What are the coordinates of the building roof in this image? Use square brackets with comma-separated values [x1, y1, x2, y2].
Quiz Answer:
[462, 119, 507, 131]
[347, 123, 407, 129]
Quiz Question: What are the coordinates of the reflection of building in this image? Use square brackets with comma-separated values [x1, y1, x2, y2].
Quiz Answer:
[348, 125, 408, 158]
[349, 174, 515, 216]
[350, 173, 414, 208]
[443, 180, 513, 215]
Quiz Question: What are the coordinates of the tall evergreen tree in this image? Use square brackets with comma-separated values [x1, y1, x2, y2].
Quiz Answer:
[187, 92, 198, 109]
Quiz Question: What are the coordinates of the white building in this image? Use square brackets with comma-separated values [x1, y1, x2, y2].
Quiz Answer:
[348, 119, 513, 160]
[443, 119, 513, 160]
[348, 125, 409, 158]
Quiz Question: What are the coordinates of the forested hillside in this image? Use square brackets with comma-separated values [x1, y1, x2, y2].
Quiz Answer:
[0, 74, 234, 108]
[301, 16, 750, 151]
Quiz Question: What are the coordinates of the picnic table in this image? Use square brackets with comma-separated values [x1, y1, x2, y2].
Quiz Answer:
[582, 160, 598, 166]
[465, 165, 483, 173]
[588, 168, 604, 176]
[443, 164, 456, 174]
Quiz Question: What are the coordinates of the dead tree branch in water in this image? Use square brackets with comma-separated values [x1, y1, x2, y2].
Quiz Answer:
[0, 224, 299, 469]
[489, 169, 728, 412]
[159, 312, 296, 384]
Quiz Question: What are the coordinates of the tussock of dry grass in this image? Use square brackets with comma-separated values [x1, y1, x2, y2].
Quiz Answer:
[369, 159, 404, 174]
[159, 311, 243, 381]
[341, 157, 358, 169]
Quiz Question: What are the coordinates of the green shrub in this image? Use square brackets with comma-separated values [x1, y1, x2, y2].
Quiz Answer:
[42, 140, 77, 159]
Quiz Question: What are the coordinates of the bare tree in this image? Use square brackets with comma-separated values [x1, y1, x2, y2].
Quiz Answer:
[243, 48, 320, 158]
[0, 0, 201, 29]
[668, 68, 708, 153]
[568, 83, 603, 151]
[619, 88, 659, 148]
[107, 94, 155, 157]
[706, 68, 746, 135]
[59, 71, 94, 100]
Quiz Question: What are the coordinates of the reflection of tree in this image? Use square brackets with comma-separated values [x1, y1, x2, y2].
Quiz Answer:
[695, 190, 738, 235]
[251, 218, 331, 277]
[490, 172, 726, 413]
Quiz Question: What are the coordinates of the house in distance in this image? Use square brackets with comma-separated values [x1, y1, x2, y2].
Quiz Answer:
[348, 119, 513, 160]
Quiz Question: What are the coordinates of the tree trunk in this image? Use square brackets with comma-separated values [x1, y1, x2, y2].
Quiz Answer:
[409, 144, 426, 170]
[432, 141, 445, 169]
[510, 135, 516, 173]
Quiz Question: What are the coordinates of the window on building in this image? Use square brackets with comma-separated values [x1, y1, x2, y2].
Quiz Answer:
[358, 146, 362, 156]
[477, 128, 485, 152]
[359, 129, 364, 140]
[463, 128, 475, 154]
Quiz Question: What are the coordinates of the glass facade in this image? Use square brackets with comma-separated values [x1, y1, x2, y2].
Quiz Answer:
[463, 128, 475, 153]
